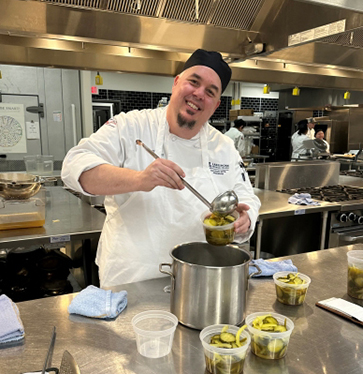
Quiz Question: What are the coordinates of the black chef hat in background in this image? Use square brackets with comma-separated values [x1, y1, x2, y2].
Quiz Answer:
[182, 49, 232, 93]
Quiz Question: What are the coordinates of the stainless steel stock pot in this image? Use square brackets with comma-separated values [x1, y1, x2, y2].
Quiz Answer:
[159, 242, 261, 330]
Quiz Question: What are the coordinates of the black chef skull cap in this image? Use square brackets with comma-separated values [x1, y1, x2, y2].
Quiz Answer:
[182, 49, 232, 94]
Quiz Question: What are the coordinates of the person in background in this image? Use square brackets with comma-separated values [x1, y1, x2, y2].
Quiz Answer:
[224, 118, 246, 157]
[315, 129, 330, 153]
[307, 118, 315, 139]
[291, 119, 309, 160]
[61, 49, 261, 288]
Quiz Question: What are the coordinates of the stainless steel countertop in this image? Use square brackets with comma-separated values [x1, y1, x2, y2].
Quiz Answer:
[339, 175, 363, 188]
[0, 187, 105, 248]
[2, 244, 363, 374]
[253, 188, 340, 219]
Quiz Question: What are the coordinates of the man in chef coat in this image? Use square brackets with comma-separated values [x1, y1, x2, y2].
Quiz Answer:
[61, 49, 261, 288]
[307, 118, 315, 139]
[224, 119, 246, 157]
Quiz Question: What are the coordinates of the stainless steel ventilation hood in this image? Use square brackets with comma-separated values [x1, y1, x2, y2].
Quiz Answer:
[2, 0, 363, 90]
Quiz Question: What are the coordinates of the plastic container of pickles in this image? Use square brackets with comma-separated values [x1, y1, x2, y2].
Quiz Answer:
[273, 271, 311, 306]
[347, 250, 363, 299]
[199, 324, 251, 374]
[201, 210, 239, 246]
[246, 312, 294, 360]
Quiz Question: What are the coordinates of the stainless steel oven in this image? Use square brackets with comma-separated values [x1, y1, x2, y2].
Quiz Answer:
[276, 184, 363, 248]
[329, 208, 363, 247]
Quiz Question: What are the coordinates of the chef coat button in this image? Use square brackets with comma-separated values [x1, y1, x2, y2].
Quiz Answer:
[171, 136, 177, 141]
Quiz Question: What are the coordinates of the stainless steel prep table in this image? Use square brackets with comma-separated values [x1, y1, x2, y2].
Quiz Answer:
[253, 188, 340, 258]
[0, 186, 105, 249]
[2, 244, 362, 374]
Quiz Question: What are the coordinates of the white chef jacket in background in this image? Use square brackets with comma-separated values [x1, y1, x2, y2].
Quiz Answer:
[224, 127, 245, 156]
[322, 139, 330, 153]
[307, 127, 315, 139]
[61, 107, 261, 288]
[291, 131, 310, 159]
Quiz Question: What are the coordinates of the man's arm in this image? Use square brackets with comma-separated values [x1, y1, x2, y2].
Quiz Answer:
[79, 158, 186, 195]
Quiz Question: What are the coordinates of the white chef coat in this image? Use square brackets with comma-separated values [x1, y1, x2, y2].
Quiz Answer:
[224, 127, 245, 156]
[61, 107, 261, 288]
[307, 127, 315, 139]
[322, 139, 330, 153]
[291, 131, 310, 160]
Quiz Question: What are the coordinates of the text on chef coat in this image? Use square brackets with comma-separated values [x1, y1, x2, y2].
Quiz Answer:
[209, 162, 229, 175]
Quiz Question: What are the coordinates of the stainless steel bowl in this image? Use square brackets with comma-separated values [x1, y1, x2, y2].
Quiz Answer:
[0, 172, 55, 200]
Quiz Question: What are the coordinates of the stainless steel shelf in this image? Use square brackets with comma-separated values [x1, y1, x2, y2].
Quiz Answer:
[0, 186, 105, 249]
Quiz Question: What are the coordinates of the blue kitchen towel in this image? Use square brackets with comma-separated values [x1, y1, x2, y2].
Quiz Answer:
[249, 259, 298, 277]
[68, 285, 127, 319]
[0, 294, 25, 344]
[288, 193, 320, 206]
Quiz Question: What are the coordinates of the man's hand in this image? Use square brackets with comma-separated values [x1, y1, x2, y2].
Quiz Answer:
[234, 203, 251, 234]
[139, 158, 186, 191]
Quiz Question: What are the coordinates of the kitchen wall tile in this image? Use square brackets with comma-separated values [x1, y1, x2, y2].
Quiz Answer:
[92, 89, 232, 122]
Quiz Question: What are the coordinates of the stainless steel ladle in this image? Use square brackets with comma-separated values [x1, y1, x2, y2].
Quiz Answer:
[136, 140, 238, 216]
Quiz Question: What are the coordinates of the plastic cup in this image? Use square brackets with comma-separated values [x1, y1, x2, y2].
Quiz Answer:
[273, 271, 311, 306]
[131, 310, 178, 358]
[246, 312, 294, 360]
[24, 155, 54, 176]
[201, 210, 239, 246]
[199, 324, 251, 374]
[347, 250, 363, 299]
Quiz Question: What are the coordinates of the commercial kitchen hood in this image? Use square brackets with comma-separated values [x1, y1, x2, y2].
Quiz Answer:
[1, 0, 363, 89]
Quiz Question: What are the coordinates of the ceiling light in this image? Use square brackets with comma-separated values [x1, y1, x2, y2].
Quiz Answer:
[263, 84, 270, 94]
[344, 91, 351, 100]
[292, 87, 300, 96]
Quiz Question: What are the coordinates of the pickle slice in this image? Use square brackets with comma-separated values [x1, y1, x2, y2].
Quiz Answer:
[208, 325, 248, 349]
[220, 332, 236, 343]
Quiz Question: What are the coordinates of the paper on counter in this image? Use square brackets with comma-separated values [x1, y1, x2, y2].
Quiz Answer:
[318, 297, 363, 322]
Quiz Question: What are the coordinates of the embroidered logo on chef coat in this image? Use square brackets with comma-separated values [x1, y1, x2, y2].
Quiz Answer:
[209, 162, 229, 175]
[105, 118, 117, 127]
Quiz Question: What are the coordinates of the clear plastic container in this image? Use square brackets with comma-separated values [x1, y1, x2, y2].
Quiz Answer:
[347, 250, 363, 299]
[201, 210, 239, 246]
[24, 155, 54, 176]
[199, 324, 251, 374]
[273, 271, 311, 306]
[0, 188, 46, 230]
[246, 312, 294, 360]
[131, 310, 178, 358]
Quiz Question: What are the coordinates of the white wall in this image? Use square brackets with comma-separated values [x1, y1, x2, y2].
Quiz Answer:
[240, 82, 279, 99]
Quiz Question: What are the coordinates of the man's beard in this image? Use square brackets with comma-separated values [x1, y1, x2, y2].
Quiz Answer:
[177, 113, 196, 130]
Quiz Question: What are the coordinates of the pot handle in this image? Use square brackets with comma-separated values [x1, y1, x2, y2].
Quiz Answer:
[159, 263, 175, 293]
[39, 177, 58, 183]
[159, 263, 173, 277]
[248, 262, 262, 279]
